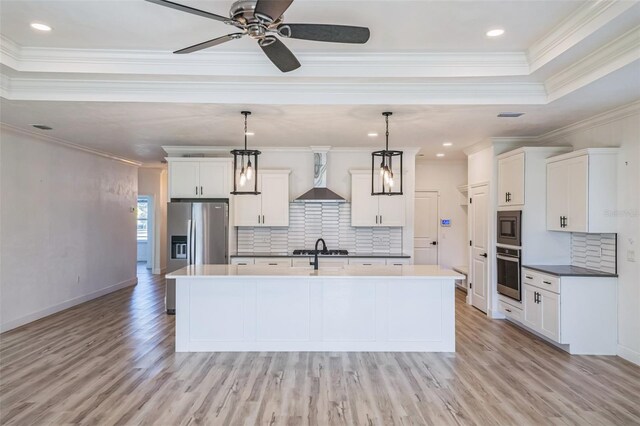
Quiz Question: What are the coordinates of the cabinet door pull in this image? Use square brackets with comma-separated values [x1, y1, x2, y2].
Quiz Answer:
[258, 215, 261, 224]
[200, 186, 203, 195]
[268, 263, 278, 266]
[376, 215, 378, 224]
[525, 275, 534, 280]
[380, 215, 383, 224]
[196, 186, 199, 195]
[262, 215, 265, 224]
[505, 193, 509, 203]
[505, 308, 512, 313]
[543, 280, 552, 285]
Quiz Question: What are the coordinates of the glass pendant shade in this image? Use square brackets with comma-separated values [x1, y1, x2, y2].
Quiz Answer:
[372, 112, 403, 195]
[231, 111, 261, 195]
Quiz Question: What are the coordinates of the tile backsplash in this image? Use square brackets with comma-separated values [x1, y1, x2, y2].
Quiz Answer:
[571, 233, 617, 274]
[237, 203, 403, 254]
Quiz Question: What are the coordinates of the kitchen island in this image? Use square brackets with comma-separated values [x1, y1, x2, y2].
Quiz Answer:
[166, 265, 463, 352]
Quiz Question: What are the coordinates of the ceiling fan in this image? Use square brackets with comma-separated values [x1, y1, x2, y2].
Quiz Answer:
[146, 0, 371, 73]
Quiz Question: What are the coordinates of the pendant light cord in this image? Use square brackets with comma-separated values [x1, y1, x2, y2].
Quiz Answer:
[243, 112, 248, 151]
[385, 113, 389, 151]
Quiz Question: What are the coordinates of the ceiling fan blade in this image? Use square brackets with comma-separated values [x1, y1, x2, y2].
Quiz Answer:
[279, 24, 370, 44]
[145, 0, 228, 22]
[254, 0, 294, 21]
[258, 37, 300, 73]
[174, 34, 243, 54]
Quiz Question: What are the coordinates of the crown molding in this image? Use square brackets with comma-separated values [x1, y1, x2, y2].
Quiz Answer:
[528, 0, 636, 72]
[163, 145, 419, 157]
[537, 100, 640, 143]
[0, 122, 142, 166]
[0, 35, 20, 69]
[546, 26, 640, 102]
[1, 43, 530, 78]
[1, 76, 547, 105]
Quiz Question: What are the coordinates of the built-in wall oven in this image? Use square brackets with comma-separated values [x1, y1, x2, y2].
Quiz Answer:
[497, 246, 521, 301]
[497, 210, 522, 247]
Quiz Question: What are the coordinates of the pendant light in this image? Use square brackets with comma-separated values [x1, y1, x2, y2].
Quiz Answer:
[231, 111, 261, 195]
[372, 112, 403, 195]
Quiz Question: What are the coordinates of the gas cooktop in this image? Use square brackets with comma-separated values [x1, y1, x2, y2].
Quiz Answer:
[292, 249, 349, 256]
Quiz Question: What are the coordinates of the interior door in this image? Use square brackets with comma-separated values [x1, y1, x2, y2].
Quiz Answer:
[547, 161, 569, 231]
[414, 191, 438, 265]
[470, 185, 489, 313]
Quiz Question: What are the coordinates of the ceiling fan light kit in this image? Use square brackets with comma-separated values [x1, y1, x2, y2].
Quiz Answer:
[146, 0, 370, 72]
[372, 112, 403, 196]
[231, 111, 261, 195]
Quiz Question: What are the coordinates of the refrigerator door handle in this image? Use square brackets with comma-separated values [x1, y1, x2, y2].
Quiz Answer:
[186, 219, 193, 264]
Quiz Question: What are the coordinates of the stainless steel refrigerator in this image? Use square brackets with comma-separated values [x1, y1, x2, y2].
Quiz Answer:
[166, 202, 228, 314]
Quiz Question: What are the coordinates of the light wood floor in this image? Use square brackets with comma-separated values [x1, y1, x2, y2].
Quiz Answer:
[1, 266, 639, 425]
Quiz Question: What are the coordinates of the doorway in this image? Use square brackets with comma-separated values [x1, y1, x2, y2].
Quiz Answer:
[136, 196, 154, 271]
[470, 184, 489, 313]
[414, 191, 439, 265]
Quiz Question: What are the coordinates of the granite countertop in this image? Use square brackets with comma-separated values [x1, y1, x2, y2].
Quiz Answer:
[523, 265, 618, 278]
[231, 253, 411, 259]
[167, 264, 462, 279]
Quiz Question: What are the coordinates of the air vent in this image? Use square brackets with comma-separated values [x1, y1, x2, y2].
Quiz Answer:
[497, 112, 525, 118]
[32, 124, 53, 130]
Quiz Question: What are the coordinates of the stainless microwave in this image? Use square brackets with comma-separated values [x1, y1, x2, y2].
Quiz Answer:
[497, 210, 522, 247]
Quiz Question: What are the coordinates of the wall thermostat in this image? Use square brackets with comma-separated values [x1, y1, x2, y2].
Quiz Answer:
[441, 219, 451, 227]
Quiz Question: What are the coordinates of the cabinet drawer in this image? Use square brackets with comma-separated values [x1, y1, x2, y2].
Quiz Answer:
[386, 258, 411, 266]
[348, 258, 387, 266]
[522, 268, 560, 293]
[231, 257, 255, 265]
[254, 258, 292, 267]
[498, 301, 523, 322]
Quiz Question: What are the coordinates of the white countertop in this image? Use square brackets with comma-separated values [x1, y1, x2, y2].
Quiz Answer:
[167, 264, 464, 279]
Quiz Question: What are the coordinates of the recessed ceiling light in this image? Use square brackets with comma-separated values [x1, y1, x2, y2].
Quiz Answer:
[436, 153, 445, 158]
[32, 124, 53, 130]
[443, 142, 453, 147]
[486, 28, 505, 37]
[367, 132, 378, 137]
[497, 112, 525, 118]
[30, 22, 52, 32]
[245, 132, 255, 136]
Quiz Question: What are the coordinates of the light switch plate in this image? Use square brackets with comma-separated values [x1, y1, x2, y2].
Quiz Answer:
[628, 250, 636, 262]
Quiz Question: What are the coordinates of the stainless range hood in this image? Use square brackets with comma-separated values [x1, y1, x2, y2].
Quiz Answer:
[294, 150, 346, 203]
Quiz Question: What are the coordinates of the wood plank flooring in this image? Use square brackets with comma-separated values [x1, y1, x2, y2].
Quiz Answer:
[1, 265, 639, 425]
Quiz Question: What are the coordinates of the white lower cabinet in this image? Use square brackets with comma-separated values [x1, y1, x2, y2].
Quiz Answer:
[510, 267, 618, 355]
[522, 283, 560, 342]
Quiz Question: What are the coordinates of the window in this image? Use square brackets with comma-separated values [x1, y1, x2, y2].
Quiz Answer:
[137, 198, 149, 241]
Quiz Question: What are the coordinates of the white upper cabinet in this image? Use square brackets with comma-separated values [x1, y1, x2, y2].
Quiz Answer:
[498, 152, 525, 206]
[234, 170, 290, 227]
[168, 159, 231, 200]
[350, 172, 405, 227]
[546, 149, 618, 233]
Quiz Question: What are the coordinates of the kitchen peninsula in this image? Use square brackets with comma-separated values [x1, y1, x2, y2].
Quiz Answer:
[167, 265, 463, 352]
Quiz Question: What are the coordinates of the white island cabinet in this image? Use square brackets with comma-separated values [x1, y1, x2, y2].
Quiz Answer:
[167, 265, 462, 352]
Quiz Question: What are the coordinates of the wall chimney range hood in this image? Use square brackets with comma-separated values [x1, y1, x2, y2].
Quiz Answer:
[294, 148, 346, 203]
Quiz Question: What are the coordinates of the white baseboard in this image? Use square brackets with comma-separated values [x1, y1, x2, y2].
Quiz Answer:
[153, 267, 167, 275]
[0, 277, 138, 333]
[618, 344, 640, 366]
